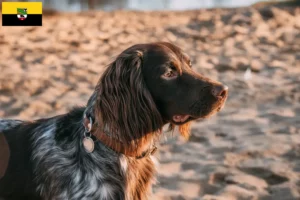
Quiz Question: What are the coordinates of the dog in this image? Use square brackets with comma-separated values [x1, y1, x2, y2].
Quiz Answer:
[0, 42, 228, 200]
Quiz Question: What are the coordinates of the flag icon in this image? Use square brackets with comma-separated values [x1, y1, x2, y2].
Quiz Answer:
[2, 2, 42, 26]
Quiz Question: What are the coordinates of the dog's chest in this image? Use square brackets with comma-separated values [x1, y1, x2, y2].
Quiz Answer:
[35, 148, 156, 200]
[32, 124, 125, 199]
[121, 155, 157, 200]
[34, 146, 126, 199]
[31, 121, 157, 200]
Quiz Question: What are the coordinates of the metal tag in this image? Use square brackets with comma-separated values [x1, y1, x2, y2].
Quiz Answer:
[83, 137, 94, 153]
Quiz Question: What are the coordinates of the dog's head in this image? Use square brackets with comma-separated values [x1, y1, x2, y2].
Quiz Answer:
[90, 42, 228, 156]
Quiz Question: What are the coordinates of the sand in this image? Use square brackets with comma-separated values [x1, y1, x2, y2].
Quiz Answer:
[0, 3, 300, 200]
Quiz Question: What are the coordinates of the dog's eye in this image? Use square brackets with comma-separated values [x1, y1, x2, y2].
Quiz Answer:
[163, 70, 177, 78]
[164, 71, 174, 77]
[162, 63, 178, 79]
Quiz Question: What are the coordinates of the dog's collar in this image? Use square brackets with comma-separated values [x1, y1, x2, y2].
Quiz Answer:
[82, 115, 157, 159]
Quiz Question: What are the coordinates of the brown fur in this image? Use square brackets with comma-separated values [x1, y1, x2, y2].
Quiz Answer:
[93, 50, 163, 157]
[124, 157, 156, 199]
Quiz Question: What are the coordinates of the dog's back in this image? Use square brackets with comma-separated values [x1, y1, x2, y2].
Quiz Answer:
[0, 119, 24, 132]
[0, 110, 129, 200]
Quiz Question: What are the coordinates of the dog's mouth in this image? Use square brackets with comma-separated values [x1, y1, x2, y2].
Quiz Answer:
[172, 115, 191, 123]
[172, 100, 226, 124]
[172, 115, 199, 124]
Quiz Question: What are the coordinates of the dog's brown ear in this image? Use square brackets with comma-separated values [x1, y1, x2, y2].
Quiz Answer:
[94, 50, 163, 154]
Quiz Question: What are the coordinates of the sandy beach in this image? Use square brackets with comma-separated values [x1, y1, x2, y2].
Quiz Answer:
[0, 3, 300, 200]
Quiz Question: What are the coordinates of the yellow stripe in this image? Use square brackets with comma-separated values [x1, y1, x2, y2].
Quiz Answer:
[2, 2, 42, 14]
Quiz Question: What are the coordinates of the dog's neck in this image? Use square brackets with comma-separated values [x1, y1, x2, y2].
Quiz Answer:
[82, 114, 158, 159]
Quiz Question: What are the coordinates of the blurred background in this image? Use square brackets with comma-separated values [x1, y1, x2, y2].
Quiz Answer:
[0, 0, 295, 11]
[0, 0, 300, 199]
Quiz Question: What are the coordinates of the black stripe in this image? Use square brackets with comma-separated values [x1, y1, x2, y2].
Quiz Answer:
[2, 14, 42, 26]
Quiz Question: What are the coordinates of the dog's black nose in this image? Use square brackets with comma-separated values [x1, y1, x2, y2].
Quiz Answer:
[212, 85, 228, 98]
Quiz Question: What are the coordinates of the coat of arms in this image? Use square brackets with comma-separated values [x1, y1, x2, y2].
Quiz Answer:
[17, 8, 27, 20]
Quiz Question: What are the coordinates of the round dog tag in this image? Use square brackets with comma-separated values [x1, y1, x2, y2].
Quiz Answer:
[83, 137, 94, 153]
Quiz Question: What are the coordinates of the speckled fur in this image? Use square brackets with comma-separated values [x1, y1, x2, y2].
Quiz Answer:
[0, 108, 156, 200]
[0, 119, 23, 132]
